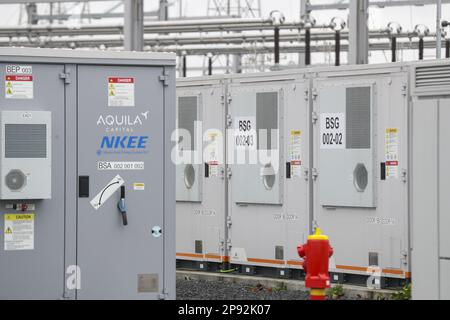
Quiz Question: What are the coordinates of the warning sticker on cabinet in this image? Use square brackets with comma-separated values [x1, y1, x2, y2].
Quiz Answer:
[108, 77, 135, 107]
[385, 128, 399, 179]
[320, 113, 345, 149]
[234, 116, 257, 150]
[205, 130, 221, 177]
[133, 183, 145, 191]
[5, 65, 33, 99]
[289, 130, 302, 177]
[4, 214, 34, 251]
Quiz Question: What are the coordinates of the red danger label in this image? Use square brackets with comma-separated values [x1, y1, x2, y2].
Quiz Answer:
[386, 161, 398, 166]
[6, 75, 33, 81]
[108, 77, 134, 84]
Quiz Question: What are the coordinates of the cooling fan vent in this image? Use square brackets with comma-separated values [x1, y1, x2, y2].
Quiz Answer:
[5, 169, 27, 191]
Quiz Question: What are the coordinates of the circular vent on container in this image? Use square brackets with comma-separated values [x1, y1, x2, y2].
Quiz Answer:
[353, 163, 368, 192]
[184, 164, 195, 189]
[5, 169, 27, 191]
[262, 163, 276, 190]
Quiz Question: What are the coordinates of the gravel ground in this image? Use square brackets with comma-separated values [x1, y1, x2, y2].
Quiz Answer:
[176, 278, 310, 300]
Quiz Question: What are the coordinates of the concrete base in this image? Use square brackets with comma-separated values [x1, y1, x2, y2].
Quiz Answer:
[176, 270, 396, 300]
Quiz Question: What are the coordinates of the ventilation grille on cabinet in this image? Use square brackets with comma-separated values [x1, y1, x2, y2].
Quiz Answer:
[415, 65, 450, 89]
[346, 87, 371, 149]
[5, 124, 47, 158]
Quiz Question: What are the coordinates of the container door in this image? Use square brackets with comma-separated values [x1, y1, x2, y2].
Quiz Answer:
[76, 65, 165, 299]
[0, 63, 66, 299]
[176, 83, 226, 263]
[229, 87, 283, 205]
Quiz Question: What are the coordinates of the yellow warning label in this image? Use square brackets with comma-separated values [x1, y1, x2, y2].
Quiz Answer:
[5, 214, 34, 221]
[5, 227, 12, 234]
[386, 128, 398, 133]
[6, 88, 12, 95]
[109, 83, 115, 89]
[109, 90, 115, 96]
[291, 130, 301, 136]
[6, 82, 11, 87]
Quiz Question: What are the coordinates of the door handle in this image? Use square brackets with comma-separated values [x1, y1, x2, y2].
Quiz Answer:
[117, 185, 128, 226]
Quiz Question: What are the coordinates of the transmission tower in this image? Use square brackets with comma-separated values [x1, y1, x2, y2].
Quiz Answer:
[207, 0, 262, 18]
[206, 0, 262, 74]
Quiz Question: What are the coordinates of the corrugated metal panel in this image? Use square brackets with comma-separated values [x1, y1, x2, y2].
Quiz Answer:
[346, 87, 371, 149]
[5, 124, 47, 158]
[415, 65, 450, 88]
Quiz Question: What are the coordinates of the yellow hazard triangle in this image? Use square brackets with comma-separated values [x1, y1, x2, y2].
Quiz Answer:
[6, 81, 12, 87]
[6, 88, 12, 95]
[109, 90, 115, 96]
[5, 227, 12, 234]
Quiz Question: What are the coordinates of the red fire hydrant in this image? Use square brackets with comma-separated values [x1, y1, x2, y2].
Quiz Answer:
[297, 228, 333, 300]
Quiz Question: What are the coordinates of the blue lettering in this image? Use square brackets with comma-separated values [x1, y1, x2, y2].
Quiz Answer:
[114, 136, 127, 149]
[137, 136, 148, 149]
[100, 135, 148, 150]
[101, 136, 114, 149]
[127, 136, 138, 148]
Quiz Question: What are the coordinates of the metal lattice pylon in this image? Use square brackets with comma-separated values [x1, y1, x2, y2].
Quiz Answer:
[207, 0, 262, 18]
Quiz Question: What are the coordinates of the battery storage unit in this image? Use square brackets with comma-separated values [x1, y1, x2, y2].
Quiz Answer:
[312, 64, 410, 286]
[175, 76, 228, 270]
[410, 60, 450, 300]
[227, 71, 311, 277]
[0, 48, 175, 300]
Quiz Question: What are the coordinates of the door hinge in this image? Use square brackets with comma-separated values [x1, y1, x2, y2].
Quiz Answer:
[226, 114, 233, 128]
[158, 289, 169, 300]
[226, 239, 232, 251]
[401, 82, 407, 96]
[303, 168, 309, 181]
[312, 111, 318, 124]
[219, 166, 226, 180]
[401, 168, 407, 183]
[227, 92, 232, 104]
[312, 88, 318, 100]
[59, 72, 71, 84]
[304, 89, 309, 101]
[159, 72, 170, 86]
[312, 168, 319, 180]
[227, 216, 232, 228]
[226, 167, 232, 180]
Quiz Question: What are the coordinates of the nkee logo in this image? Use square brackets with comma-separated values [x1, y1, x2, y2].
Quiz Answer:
[97, 135, 148, 155]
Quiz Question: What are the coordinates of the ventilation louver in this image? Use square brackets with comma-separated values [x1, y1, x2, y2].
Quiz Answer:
[415, 65, 450, 89]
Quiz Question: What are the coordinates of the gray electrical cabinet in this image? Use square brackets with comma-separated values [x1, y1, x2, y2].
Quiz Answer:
[411, 60, 450, 300]
[0, 48, 175, 300]
[227, 71, 310, 275]
[312, 64, 410, 284]
[176, 76, 228, 269]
